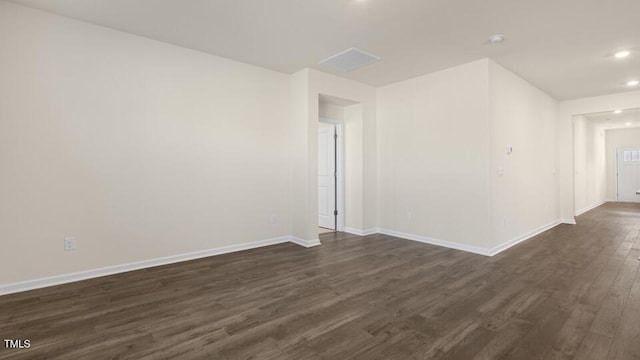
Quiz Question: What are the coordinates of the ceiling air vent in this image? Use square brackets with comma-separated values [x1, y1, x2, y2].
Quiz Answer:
[318, 48, 381, 72]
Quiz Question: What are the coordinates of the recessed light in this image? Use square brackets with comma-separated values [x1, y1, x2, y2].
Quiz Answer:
[614, 109, 623, 114]
[627, 80, 639, 87]
[626, 122, 633, 126]
[615, 50, 631, 58]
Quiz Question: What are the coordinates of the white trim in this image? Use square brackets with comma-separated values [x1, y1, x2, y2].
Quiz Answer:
[0, 217, 568, 296]
[486, 219, 562, 256]
[378, 219, 563, 257]
[0, 236, 318, 296]
[376, 228, 491, 256]
[561, 218, 577, 225]
[343, 227, 359, 235]
[343, 227, 377, 236]
[575, 201, 606, 216]
[362, 229, 377, 236]
[289, 237, 322, 248]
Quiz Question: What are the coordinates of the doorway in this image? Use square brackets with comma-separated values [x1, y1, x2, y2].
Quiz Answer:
[572, 108, 640, 214]
[317, 94, 359, 236]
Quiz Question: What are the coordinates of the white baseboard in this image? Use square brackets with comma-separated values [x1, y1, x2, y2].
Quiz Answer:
[561, 218, 577, 225]
[377, 228, 491, 256]
[343, 227, 361, 236]
[378, 219, 563, 257]
[0, 235, 317, 296]
[575, 201, 606, 216]
[0, 216, 569, 296]
[343, 227, 377, 236]
[486, 219, 562, 256]
[289, 237, 321, 248]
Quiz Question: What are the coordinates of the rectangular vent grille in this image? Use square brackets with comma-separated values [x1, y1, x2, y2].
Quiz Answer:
[318, 48, 381, 72]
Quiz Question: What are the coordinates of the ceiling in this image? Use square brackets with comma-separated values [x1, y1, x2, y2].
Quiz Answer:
[585, 108, 640, 130]
[8, 0, 640, 100]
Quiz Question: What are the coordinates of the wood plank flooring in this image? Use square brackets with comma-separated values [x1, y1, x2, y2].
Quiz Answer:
[1, 202, 640, 359]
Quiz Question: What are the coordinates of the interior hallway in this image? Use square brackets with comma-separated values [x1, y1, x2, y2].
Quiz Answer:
[1, 203, 639, 360]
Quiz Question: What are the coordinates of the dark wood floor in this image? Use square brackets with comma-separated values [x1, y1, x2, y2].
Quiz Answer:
[1, 203, 640, 359]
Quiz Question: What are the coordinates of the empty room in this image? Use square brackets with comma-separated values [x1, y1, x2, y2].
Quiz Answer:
[1, 0, 640, 359]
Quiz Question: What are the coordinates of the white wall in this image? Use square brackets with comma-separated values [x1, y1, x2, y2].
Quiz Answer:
[594, 125, 607, 206]
[0, 2, 292, 286]
[488, 60, 559, 247]
[573, 116, 607, 214]
[573, 116, 589, 212]
[377, 59, 559, 252]
[319, 102, 344, 121]
[343, 103, 365, 231]
[377, 59, 492, 248]
[605, 128, 640, 200]
[289, 70, 314, 241]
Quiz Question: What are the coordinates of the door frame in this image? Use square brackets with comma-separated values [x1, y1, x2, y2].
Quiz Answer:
[320, 117, 344, 231]
[615, 145, 640, 202]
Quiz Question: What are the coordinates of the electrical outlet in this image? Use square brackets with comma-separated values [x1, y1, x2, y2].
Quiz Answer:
[64, 237, 76, 251]
[269, 214, 278, 225]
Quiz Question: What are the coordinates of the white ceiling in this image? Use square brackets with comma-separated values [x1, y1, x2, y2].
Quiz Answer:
[585, 108, 640, 130]
[8, 0, 640, 100]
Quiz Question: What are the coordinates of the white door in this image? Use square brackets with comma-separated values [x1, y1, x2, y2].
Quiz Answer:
[318, 126, 336, 229]
[617, 147, 640, 202]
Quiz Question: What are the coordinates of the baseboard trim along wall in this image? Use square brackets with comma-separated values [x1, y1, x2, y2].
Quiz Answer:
[0, 218, 568, 296]
[378, 219, 564, 257]
[561, 218, 577, 225]
[575, 201, 607, 217]
[0, 236, 318, 296]
[377, 228, 491, 256]
[485, 219, 562, 256]
[289, 237, 322, 248]
[344, 227, 377, 236]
